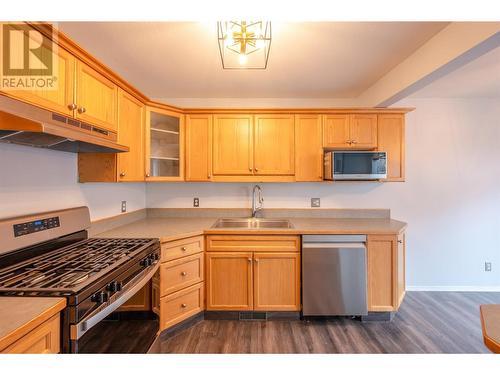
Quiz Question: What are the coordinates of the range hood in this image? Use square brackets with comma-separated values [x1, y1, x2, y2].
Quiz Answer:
[0, 95, 128, 153]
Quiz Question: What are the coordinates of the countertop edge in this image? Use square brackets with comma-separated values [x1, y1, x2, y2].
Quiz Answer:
[0, 298, 66, 352]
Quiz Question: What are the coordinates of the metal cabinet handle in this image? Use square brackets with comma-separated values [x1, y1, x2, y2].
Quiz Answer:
[68, 103, 77, 110]
[145, 173, 150, 178]
[254, 259, 259, 263]
[249, 167, 253, 172]
[247, 258, 252, 262]
[181, 246, 187, 251]
[255, 168, 259, 172]
[347, 140, 352, 144]
[119, 172, 126, 177]
[207, 174, 211, 179]
[181, 303, 187, 308]
[397, 240, 403, 243]
[77, 107, 86, 114]
[351, 140, 357, 144]
[181, 271, 187, 276]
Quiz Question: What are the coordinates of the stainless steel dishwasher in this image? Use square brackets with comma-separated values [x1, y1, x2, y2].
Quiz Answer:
[302, 235, 368, 316]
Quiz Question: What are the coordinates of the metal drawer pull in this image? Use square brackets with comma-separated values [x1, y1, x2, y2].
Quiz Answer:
[181, 246, 187, 251]
[77, 107, 86, 114]
[181, 271, 187, 276]
[181, 303, 187, 308]
[247, 258, 252, 262]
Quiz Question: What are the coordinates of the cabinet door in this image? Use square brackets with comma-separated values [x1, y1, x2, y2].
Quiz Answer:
[185, 114, 212, 181]
[206, 252, 253, 310]
[377, 114, 405, 181]
[295, 115, 323, 181]
[2, 43, 75, 117]
[118, 282, 151, 311]
[323, 115, 350, 148]
[349, 114, 377, 149]
[75, 60, 118, 131]
[254, 115, 295, 175]
[253, 252, 301, 311]
[145, 107, 185, 181]
[212, 115, 253, 175]
[367, 235, 397, 312]
[117, 89, 144, 181]
[396, 232, 406, 309]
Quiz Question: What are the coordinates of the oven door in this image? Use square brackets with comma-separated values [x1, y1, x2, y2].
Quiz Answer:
[332, 151, 387, 180]
[69, 261, 159, 353]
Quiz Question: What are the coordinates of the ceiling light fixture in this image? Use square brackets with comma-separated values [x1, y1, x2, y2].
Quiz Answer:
[217, 21, 272, 69]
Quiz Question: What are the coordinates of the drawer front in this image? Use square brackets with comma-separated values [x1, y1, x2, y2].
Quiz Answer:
[159, 282, 204, 331]
[161, 235, 204, 262]
[160, 253, 204, 296]
[206, 235, 300, 253]
[3, 313, 60, 354]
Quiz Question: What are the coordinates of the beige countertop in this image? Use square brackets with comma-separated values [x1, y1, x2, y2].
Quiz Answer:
[0, 297, 66, 352]
[97, 216, 407, 242]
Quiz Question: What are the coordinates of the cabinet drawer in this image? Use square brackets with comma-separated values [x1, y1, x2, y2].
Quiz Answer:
[159, 282, 204, 331]
[206, 235, 300, 253]
[160, 253, 204, 296]
[161, 235, 204, 262]
[2, 313, 60, 354]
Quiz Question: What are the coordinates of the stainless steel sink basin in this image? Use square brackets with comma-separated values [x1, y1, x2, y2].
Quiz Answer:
[212, 218, 293, 229]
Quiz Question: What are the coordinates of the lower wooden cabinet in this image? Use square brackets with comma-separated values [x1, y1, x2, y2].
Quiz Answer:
[205, 235, 301, 312]
[117, 281, 151, 311]
[2, 313, 60, 354]
[157, 235, 205, 331]
[367, 232, 406, 312]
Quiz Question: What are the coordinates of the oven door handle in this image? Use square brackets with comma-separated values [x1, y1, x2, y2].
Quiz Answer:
[70, 261, 159, 341]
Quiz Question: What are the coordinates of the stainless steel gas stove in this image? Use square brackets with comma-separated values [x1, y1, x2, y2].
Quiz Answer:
[0, 207, 160, 353]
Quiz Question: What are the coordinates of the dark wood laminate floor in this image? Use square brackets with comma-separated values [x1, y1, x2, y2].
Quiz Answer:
[152, 292, 500, 353]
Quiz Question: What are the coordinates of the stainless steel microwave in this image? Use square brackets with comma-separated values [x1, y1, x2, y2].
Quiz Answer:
[324, 151, 387, 180]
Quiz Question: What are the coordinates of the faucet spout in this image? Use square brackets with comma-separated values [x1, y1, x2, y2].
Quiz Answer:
[251, 185, 264, 218]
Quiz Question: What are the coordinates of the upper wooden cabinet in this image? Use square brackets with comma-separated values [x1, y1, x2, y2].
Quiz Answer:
[145, 106, 185, 181]
[254, 115, 295, 176]
[366, 233, 405, 312]
[185, 114, 212, 181]
[295, 115, 323, 181]
[1, 45, 76, 117]
[377, 114, 405, 181]
[75, 61, 118, 131]
[212, 114, 295, 179]
[323, 114, 377, 149]
[212, 115, 253, 176]
[77, 89, 144, 182]
[116, 89, 144, 181]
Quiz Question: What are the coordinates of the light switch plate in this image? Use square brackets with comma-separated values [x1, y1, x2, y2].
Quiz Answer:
[485, 262, 492, 272]
[121, 201, 127, 213]
[311, 198, 321, 208]
[193, 198, 200, 207]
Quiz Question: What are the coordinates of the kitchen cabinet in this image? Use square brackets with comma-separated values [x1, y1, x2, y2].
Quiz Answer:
[75, 60, 118, 131]
[253, 115, 295, 175]
[212, 114, 253, 176]
[1, 44, 76, 117]
[206, 252, 253, 311]
[377, 114, 405, 181]
[1, 313, 60, 354]
[323, 114, 377, 149]
[157, 235, 204, 331]
[185, 114, 212, 181]
[145, 106, 185, 181]
[77, 88, 144, 182]
[205, 235, 301, 311]
[118, 282, 151, 312]
[367, 232, 406, 312]
[253, 252, 301, 311]
[295, 114, 323, 181]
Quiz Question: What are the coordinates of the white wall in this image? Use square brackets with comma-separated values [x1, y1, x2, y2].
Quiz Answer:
[0, 143, 146, 221]
[147, 98, 500, 290]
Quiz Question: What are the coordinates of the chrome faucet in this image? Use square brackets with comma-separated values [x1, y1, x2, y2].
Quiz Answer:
[251, 185, 264, 218]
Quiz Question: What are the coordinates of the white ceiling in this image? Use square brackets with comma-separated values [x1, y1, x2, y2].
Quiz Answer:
[58, 22, 448, 100]
[411, 46, 500, 98]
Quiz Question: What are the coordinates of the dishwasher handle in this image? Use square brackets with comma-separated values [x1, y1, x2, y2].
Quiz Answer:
[302, 242, 366, 249]
[302, 234, 366, 243]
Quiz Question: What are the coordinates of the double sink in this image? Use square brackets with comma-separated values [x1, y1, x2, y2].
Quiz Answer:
[212, 218, 293, 229]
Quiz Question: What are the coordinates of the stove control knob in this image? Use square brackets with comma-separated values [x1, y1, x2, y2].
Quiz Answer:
[107, 281, 122, 293]
[141, 257, 152, 267]
[153, 253, 159, 261]
[91, 291, 109, 304]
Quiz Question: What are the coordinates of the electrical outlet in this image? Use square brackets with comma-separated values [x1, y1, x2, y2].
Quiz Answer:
[121, 201, 127, 213]
[485, 262, 492, 272]
[311, 198, 321, 208]
[193, 198, 200, 207]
